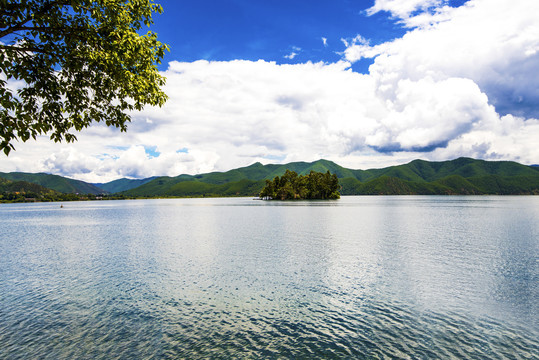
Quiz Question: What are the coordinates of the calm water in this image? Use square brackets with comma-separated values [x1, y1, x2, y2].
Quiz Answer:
[0, 196, 537, 359]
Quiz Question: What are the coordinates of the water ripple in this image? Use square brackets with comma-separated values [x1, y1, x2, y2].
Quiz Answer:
[1, 197, 538, 358]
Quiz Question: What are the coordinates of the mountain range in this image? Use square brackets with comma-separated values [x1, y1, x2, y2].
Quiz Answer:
[2, 157, 539, 199]
[0, 171, 104, 194]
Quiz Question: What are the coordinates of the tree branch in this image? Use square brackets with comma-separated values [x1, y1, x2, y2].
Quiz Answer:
[0, 44, 55, 56]
[0, 0, 72, 39]
[0, 25, 68, 39]
[0, 16, 33, 39]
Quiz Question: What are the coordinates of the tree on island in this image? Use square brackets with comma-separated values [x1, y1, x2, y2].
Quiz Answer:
[259, 169, 340, 200]
[0, 0, 168, 155]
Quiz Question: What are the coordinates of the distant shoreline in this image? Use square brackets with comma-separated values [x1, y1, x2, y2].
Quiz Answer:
[2, 193, 538, 205]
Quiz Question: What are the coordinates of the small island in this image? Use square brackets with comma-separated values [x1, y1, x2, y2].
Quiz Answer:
[259, 170, 340, 200]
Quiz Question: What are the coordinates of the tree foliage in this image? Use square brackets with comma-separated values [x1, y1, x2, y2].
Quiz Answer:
[0, 0, 168, 154]
[259, 169, 340, 200]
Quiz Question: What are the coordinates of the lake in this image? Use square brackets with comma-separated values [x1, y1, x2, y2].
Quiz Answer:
[0, 196, 537, 359]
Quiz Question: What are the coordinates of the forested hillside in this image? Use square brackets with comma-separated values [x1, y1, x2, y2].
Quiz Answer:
[3, 157, 539, 199]
[0, 172, 106, 194]
[123, 157, 539, 197]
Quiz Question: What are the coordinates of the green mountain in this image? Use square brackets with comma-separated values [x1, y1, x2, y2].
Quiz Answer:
[121, 160, 354, 197]
[0, 176, 63, 202]
[93, 177, 157, 193]
[0, 177, 55, 194]
[341, 157, 539, 182]
[122, 157, 539, 197]
[0, 176, 119, 202]
[4, 157, 539, 198]
[338, 158, 539, 195]
[0, 172, 106, 194]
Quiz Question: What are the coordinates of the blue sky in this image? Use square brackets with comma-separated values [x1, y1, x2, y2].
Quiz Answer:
[151, 0, 469, 70]
[153, 0, 407, 73]
[3, 0, 539, 182]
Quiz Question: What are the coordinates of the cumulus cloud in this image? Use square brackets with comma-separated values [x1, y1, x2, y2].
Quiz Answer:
[21, 142, 209, 183]
[338, 0, 539, 157]
[146, 59, 379, 169]
[2, 0, 538, 182]
[430, 115, 539, 163]
[356, 0, 539, 118]
[364, 77, 496, 152]
[3, 60, 378, 181]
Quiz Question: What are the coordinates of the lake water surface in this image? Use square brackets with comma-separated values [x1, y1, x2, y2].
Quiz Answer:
[0, 196, 537, 359]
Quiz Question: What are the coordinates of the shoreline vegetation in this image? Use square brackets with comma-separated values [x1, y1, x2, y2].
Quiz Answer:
[2, 157, 539, 203]
[2, 189, 539, 204]
[259, 170, 340, 200]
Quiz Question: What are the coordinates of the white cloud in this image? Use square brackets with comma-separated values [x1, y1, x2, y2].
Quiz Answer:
[150, 59, 379, 169]
[322, 37, 328, 47]
[1, 72, 26, 94]
[284, 46, 302, 60]
[2, 0, 539, 182]
[430, 115, 539, 163]
[341, 35, 389, 63]
[359, 0, 539, 118]
[284, 52, 298, 60]
[364, 77, 496, 152]
[3, 60, 380, 181]
[367, 0, 448, 23]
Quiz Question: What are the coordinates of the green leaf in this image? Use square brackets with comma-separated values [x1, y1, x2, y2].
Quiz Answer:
[0, 0, 168, 154]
